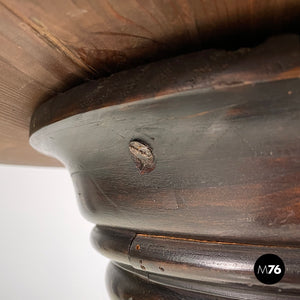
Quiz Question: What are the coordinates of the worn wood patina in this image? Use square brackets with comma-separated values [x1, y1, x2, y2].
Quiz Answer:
[30, 35, 300, 299]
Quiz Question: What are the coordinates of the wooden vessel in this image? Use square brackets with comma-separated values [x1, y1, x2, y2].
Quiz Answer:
[0, 1, 299, 298]
[30, 35, 300, 299]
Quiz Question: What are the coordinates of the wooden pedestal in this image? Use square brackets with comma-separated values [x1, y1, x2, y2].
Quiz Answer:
[30, 35, 300, 299]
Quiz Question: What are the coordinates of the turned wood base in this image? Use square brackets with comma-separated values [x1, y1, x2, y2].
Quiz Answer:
[30, 35, 300, 299]
[106, 263, 225, 300]
[96, 226, 300, 300]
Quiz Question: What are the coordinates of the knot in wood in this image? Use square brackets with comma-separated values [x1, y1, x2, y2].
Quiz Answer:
[129, 140, 155, 174]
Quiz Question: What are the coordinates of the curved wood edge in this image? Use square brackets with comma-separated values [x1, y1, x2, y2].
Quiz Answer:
[113, 263, 300, 300]
[90, 226, 134, 265]
[92, 226, 300, 298]
[2, 1, 300, 167]
[30, 77, 300, 242]
[106, 262, 228, 300]
[30, 34, 300, 135]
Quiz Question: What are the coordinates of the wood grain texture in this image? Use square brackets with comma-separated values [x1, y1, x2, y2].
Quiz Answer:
[106, 263, 230, 300]
[30, 36, 300, 244]
[0, 0, 299, 165]
[30, 34, 300, 133]
[110, 262, 300, 299]
[92, 226, 300, 299]
[30, 36, 300, 298]
[30, 77, 300, 243]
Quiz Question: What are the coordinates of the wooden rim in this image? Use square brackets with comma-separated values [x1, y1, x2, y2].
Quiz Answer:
[92, 226, 300, 298]
[30, 34, 300, 135]
[29, 34, 300, 298]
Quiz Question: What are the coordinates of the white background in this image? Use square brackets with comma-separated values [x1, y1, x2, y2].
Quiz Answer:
[0, 165, 110, 300]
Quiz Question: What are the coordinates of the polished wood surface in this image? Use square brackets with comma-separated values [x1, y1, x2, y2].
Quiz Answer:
[30, 35, 300, 134]
[30, 36, 300, 298]
[94, 227, 300, 299]
[0, 0, 300, 166]
[31, 75, 300, 242]
[106, 263, 230, 300]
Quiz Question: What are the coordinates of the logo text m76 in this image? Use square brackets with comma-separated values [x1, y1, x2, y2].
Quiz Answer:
[257, 265, 282, 274]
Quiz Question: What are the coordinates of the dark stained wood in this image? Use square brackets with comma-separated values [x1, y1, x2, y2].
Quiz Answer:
[110, 262, 300, 300]
[30, 34, 300, 134]
[91, 226, 135, 265]
[107, 263, 232, 300]
[93, 226, 300, 299]
[30, 35, 300, 244]
[0, 1, 300, 165]
[131, 233, 300, 286]
[30, 36, 300, 298]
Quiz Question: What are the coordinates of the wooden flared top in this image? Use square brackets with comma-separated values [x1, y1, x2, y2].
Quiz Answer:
[0, 0, 300, 166]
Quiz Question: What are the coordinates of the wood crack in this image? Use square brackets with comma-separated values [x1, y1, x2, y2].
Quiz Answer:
[91, 30, 165, 45]
[0, 1, 97, 76]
